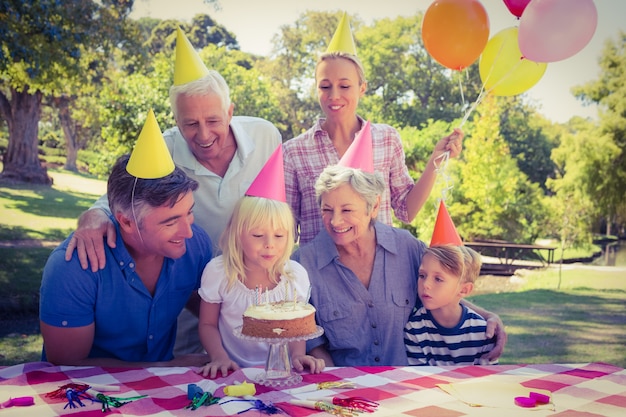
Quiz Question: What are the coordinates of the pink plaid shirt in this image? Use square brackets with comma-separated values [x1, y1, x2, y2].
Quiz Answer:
[284, 117, 415, 244]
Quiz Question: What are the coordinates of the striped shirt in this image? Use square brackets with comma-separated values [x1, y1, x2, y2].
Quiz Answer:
[404, 304, 497, 366]
[283, 117, 415, 244]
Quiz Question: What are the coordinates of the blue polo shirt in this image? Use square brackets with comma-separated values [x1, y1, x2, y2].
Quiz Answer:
[40, 220, 212, 362]
[293, 222, 426, 366]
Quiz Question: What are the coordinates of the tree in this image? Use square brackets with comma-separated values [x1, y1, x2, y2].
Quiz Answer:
[395, 119, 459, 239]
[572, 31, 626, 235]
[498, 97, 557, 191]
[95, 52, 172, 176]
[451, 96, 546, 243]
[199, 46, 286, 131]
[357, 14, 481, 128]
[264, 11, 482, 140]
[0, 0, 134, 184]
[548, 117, 618, 242]
[143, 14, 239, 57]
[93, 43, 284, 176]
[264, 11, 342, 139]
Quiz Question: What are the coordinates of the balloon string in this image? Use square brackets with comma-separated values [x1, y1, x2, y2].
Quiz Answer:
[459, 67, 488, 128]
[433, 150, 453, 207]
[458, 37, 525, 128]
[483, 59, 524, 96]
[459, 90, 485, 128]
[458, 74, 466, 111]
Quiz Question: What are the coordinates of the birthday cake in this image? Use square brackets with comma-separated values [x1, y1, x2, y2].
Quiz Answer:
[241, 301, 317, 338]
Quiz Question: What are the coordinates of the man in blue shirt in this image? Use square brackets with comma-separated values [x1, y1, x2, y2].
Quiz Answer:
[40, 143, 213, 366]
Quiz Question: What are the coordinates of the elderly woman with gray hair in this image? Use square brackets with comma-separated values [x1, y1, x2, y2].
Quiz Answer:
[292, 165, 506, 366]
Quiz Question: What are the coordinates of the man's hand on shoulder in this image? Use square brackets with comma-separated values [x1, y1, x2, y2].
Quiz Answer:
[65, 208, 117, 272]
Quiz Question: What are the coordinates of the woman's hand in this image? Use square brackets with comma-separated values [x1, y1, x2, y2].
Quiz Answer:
[433, 128, 464, 159]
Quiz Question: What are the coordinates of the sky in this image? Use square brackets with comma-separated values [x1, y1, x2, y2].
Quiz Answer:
[130, 0, 626, 124]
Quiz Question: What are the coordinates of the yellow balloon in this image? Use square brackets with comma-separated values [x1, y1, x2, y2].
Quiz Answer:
[479, 27, 547, 96]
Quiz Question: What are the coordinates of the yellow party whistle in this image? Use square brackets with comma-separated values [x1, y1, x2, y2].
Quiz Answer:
[223, 381, 256, 397]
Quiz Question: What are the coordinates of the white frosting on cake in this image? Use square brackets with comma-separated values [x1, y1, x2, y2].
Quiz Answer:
[243, 301, 315, 320]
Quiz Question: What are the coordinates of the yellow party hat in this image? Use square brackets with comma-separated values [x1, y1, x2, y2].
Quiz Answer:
[174, 27, 210, 86]
[126, 109, 175, 179]
[326, 12, 357, 55]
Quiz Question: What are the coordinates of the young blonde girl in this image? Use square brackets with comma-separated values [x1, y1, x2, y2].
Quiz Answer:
[197, 196, 324, 378]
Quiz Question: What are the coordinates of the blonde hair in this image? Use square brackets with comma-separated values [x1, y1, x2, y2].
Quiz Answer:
[425, 245, 482, 284]
[460, 246, 482, 284]
[219, 196, 296, 291]
[316, 51, 367, 86]
[425, 245, 464, 280]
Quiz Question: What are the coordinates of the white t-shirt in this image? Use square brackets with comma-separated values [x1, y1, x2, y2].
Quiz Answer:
[198, 257, 311, 367]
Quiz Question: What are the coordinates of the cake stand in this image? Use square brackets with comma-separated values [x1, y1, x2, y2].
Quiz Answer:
[234, 325, 324, 387]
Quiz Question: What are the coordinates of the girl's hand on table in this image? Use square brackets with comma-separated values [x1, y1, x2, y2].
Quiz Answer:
[292, 354, 325, 373]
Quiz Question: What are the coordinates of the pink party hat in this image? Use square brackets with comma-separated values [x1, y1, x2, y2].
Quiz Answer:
[430, 200, 463, 246]
[245, 145, 286, 202]
[338, 121, 374, 173]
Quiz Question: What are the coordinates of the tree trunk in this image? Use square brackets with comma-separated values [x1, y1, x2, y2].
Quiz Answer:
[0, 88, 52, 185]
[55, 95, 78, 172]
[606, 215, 612, 236]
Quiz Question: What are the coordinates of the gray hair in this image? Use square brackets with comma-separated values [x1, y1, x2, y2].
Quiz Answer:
[316, 51, 367, 86]
[315, 165, 384, 214]
[108, 154, 198, 227]
[168, 70, 231, 120]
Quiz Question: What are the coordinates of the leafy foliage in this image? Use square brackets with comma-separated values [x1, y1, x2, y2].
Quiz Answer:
[451, 96, 546, 242]
[0, 0, 137, 183]
[264, 11, 343, 139]
[1, 6, 623, 241]
[499, 98, 557, 190]
[95, 52, 173, 176]
[572, 31, 626, 231]
[395, 119, 455, 239]
[357, 14, 480, 128]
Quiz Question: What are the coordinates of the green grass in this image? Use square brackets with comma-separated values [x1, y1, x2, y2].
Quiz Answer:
[0, 168, 105, 313]
[0, 168, 106, 240]
[0, 248, 52, 313]
[0, 168, 106, 365]
[467, 267, 626, 368]
[0, 316, 42, 365]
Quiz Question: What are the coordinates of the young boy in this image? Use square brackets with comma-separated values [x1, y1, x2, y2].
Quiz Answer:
[404, 244, 497, 365]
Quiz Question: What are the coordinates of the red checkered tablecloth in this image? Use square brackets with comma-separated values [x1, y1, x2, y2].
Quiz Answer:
[1, 362, 625, 416]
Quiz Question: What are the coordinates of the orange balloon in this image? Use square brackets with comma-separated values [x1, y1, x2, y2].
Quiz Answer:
[422, 0, 490, 71]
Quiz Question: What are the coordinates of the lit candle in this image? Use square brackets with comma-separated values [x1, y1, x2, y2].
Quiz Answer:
[265, 286, 269, 304]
